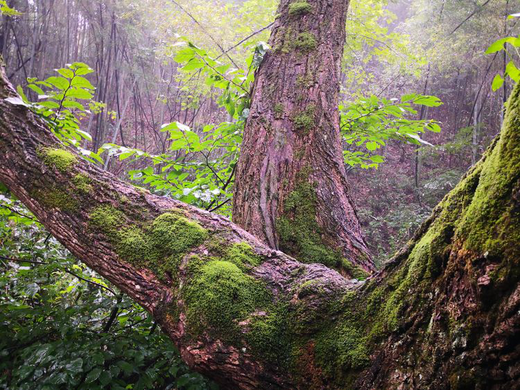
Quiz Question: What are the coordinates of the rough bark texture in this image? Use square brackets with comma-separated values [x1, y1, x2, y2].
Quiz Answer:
[1, 53, 520, 390]
[232, 0, 375, 277]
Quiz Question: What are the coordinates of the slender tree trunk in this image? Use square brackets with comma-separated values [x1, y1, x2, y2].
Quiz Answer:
[1, 65, 519, 389]
[233, 0, 374, 277]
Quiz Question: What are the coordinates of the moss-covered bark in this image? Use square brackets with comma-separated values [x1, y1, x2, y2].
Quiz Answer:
[232, 0, 375, 277]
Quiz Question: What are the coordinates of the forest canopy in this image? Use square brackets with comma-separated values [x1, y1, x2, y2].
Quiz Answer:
[0, 0, 519, 389]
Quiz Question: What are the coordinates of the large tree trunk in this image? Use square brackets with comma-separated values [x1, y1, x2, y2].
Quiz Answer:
[1, 61, 520, 389]
[232, 0, 375, 277]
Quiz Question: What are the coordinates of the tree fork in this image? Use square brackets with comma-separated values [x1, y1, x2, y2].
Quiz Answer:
[1, 62, 520, 390]
[232, 0, 375, 277]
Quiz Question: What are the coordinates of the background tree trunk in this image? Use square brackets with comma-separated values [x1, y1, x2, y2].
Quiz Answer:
[1, 62, 519, 389]
[232, 0, 375, 277]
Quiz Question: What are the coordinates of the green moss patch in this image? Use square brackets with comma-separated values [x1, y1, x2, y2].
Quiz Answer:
[40, 189, 78, 211]
[89, 207, 208, 281]
[294, 32, 317, 52]
[277, 172, 343, 270]
[289, 2, 313, 16]
[40, 147, 77, 172]
[183, 260, 270, 338]
[72, 174, 92, 193]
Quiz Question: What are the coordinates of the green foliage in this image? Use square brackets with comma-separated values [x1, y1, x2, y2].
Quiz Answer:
[486, 29, 520, 91]
[340, 93, 442, 168]
[0, 0, 20, 15]
[101, 41, 267, 214]
[12, 63, 102, 165]
[0, 191, 216, 390]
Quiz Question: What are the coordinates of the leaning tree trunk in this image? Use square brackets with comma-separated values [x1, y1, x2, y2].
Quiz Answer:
[1, 63, 519, 388]
[232, 0, 375, 277]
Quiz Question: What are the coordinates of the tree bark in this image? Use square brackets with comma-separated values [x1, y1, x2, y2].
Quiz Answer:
[232, 0, 375, 277]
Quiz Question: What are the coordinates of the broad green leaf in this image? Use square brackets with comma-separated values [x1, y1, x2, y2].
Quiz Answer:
[492, 74, 505, 91]
[486, 38, 509, 54]
[46, 76, 70, 90]
[365, 141, 379, 151]
[85, 367, 102, 383]
[71, 76, 95, 90]
[57, 68, 74, 79]
[66, 88, 93, 100]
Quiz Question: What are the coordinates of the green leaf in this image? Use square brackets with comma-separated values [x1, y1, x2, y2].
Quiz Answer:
[99, 370, 112, 386]
[86, 367, 102, 383]
[365, 141, 379, 151]
[57, 68, 75, 79]
[38, 101, 61, 109]
[413, 96, 443, 107]
[117, 361, 134, 375]
[65, 358, 84, 374]
[27, 84, 45, 96]
[427, 123, 441, 133]
[492, 74, 505, 91]
[370, 155, 384, 163]
[486, 38, 509, 54]
[71, 76, 95, 90]
[505, 61, 520, 82]
[46, 76, 70, 91]
[65, 88, 93, 100]
[62, 100, 86, 111]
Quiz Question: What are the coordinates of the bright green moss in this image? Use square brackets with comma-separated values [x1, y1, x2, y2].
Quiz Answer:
[223, 242, 262, 270]
[457, 86, 520, 259]
[117, 227, 149, 264]
[340, 259, 370, 281]
[88, 207, 207, 281]
[296, 73, 314, 88]
[294, 32, 317, 52]
[293, 113, 313, 133]
[183, 260, 270, 339]
[246, 304, 292, 365]
[90, 205, 125, 233]
[72, 174, 92, 193]
[149, 213, 208, 258]
[277, 172, 369, 277]
[288, 1, 312, 16]
[308, 82, 520, 387]
[41, 147, 77, 172]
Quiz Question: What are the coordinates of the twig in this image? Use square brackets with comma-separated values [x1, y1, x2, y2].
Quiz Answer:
[168, 0, 240, 68]
[216, 22, 275, 60]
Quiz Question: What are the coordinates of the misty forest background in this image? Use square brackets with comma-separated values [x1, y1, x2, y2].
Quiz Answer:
[0, 0, 517, 389]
